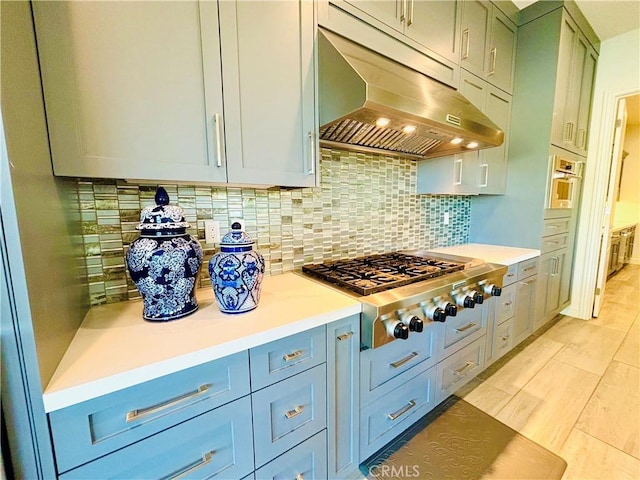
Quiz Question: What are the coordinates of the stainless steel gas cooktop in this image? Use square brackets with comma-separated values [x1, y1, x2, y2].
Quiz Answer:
[302, 250, 507, 349]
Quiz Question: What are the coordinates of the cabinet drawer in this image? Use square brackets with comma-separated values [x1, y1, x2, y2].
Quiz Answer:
[496, 283, 516, 324]
[360, 323, 438, 406]
[60, 396, 254, 480]
[442, 306, 486, 357]
[503, 263, 518, 286]
[543, 217, 570, 237]
[252, 364, 327, 468]
[250, 325, 326, 391]
[360, 365, 437, 461]
[541, 233, 569, 254]
[493, 318, 514, 362]
[436, 336, 485, 403]
[50, 351, 250, 473]
[255, 430, 327, 480]
[517, 258, 538, 279]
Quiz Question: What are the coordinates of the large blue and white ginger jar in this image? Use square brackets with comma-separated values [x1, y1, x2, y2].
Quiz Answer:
[126, 187, 203, 321]
[209, 222, 265, 313]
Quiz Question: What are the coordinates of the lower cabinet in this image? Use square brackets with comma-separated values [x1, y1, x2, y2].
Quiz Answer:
[535, 248, 569, 330]
[48, 316, 362, 479]
[436, 336, 485, 403]
[513, 273, 538, 345]
[59, 397, 255, 480]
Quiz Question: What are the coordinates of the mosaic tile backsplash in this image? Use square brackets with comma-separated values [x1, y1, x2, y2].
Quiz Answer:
[78, 148, 471, 306]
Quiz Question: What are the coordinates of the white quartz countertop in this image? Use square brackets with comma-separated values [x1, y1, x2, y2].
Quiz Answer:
[429, 243, 540, 265]
[43, 272, 361, 412]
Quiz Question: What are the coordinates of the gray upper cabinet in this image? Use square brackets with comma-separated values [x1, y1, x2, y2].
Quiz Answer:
[417, 70, 511, 195]
[219, 0, 317, 187]
[33, 1, 227, 183]
[460, 1, 516, 94]
[550, 11, 597, 156]
[335, 0, 460, 63]
[33, 1, 317, 187]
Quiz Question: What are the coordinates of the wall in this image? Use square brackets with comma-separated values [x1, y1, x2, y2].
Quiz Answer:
[569, 27, 640, 318]
[80, 148, 471, 306]
[614, 123, 640, 262]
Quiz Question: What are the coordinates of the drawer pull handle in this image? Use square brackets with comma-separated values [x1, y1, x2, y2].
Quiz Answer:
[283, 350, 302, 362]
[387, 399, 417, 421]
[169, 450, 214, 479]
[285, 405, 304, 419]
[503, 301, 512, 306]
[501, 335, 510, 341]
[390, 351, 419, 369]
[522, 279, 537, 286]
[523, 265, 536, 271]
[453, 361, 476, 376]
[455, 322, 477, 333]
[337, 331, 354, 341]
[126, 384, 210, 423]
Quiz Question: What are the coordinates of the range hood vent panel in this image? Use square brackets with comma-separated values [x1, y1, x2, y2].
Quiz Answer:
[318, 29, 504, 159]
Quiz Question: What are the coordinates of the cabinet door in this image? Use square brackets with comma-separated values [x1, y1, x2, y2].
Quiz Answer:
[460, 0, 490, 78]
[33, 1, 227, 183]
[219, 0, 317, 187]
[513, 275, 537, 346]
[342, 0, 404, 33]
[416, 153, 480, 194]
[550, 12, 580, 149]
[327, 316, 360, 480]
[407, 0, 460, 62]
[480, 86, 511, 194]
[574, 44, 597, 155]
[488, 9, 517, 93]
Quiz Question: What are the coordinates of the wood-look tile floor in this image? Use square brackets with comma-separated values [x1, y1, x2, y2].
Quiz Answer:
[459, 264, 640, 479]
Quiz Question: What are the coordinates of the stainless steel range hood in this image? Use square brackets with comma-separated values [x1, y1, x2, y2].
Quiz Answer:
[318, 29, 504, 160]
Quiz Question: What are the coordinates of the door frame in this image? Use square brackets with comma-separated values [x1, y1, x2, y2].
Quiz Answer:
[564, 88, 639, 319]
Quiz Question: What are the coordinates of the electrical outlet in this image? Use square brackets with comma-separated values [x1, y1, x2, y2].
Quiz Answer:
[444, 212, 450, 225]
[231, 218, 245, 231]
[204, 220, 220, 244]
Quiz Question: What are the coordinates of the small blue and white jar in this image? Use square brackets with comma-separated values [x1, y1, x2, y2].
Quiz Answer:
[209, 222, 265, 313]
[126, 187, 203, 321]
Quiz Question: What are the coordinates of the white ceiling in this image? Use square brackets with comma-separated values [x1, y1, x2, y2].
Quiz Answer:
[512, 0, 640, 41]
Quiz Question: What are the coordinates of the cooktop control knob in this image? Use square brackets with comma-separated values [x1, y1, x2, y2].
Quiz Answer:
[384, 318, 409, 340]
[441, 302, 458, 316]
[454, 291, 475, 308]
[420, 301, 446, 322]
[469, 290, 484, 305]
[408, 315, 424, 332]
[483, 284, 502, 296]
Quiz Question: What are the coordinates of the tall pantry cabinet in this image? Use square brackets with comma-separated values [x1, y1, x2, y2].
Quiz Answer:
[470, 1, 599, 330]
[32, 1, 317, 187]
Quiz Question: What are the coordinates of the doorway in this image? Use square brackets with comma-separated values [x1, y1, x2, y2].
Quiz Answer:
[592, 93, 640, 317]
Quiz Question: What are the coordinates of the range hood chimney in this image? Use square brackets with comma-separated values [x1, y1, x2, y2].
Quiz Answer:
[318, 29, 504, 160]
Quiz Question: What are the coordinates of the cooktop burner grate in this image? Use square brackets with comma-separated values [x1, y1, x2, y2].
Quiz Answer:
[302, 252, 467, 296]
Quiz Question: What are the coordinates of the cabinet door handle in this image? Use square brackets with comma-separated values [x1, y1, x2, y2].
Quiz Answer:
[307, 131, 316, 175]
[489, 47, 497, 75]
[501, 335, 510, 341]
[169, 451, 214, 480]
[407, 0, 414, 26]
[479, 163, 489, 188]
[453, 157, 463, 185]
[453, 361, 476, 376]
[387, 399, 416, 421]
[283, 350, 302, 362]
[462, 28, 470, 59]
[285, 405, 304, 419]
[390, 351, 419, 369]
[577, 128, 586, 148]
[213, 113, 223, 167]
[400, 0, 406, 22]
[564, 121, 574, 142]
[126, 384, 210, 423]
[337, 331, 354, 341]
[455, 322, 477, 333]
